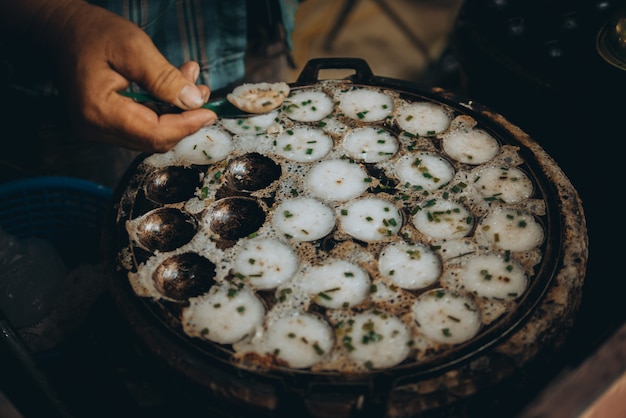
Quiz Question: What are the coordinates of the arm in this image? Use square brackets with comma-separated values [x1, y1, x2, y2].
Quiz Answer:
[0, 0, 217, 152]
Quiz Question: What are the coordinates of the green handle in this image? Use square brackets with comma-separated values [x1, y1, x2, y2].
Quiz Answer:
[118, 90, 246, 117]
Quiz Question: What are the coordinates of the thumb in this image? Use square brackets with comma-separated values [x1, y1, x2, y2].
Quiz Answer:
[147, 61, 208, 110]
[114, 34, 208, 109]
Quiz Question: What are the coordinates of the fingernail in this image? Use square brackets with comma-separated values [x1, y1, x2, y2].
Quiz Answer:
[179, 84, 204, 108]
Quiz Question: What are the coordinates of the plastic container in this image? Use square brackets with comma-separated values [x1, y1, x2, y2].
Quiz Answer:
[0, 176, 113, 417]
[0, 176, 113, 267]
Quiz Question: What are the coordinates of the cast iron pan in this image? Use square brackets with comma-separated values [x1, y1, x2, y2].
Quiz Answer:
[103, 58, 585, 417]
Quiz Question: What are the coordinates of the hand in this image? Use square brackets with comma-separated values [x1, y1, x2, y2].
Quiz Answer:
[3, 1, 218, 152]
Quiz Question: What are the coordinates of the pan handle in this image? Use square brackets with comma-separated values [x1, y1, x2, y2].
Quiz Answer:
[295, 58, 375, 84]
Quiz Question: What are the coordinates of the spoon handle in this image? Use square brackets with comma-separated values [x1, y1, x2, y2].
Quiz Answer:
[118, 90, 256, 118]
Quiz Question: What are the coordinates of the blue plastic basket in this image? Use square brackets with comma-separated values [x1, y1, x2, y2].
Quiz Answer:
[0, 176, 113, 267]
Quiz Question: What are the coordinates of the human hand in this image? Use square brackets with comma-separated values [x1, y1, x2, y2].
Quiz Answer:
[9, 1, 218, 152]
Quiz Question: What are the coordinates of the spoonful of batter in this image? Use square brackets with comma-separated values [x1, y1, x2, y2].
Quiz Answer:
[120, 81, 290, 118]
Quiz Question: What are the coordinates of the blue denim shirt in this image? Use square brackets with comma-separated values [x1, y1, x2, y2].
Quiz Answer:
[1, 0, 300, 96]
[96, 0, 300, 90]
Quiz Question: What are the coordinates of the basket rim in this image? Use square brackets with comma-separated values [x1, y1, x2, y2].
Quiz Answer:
[0, 176, 113, 200]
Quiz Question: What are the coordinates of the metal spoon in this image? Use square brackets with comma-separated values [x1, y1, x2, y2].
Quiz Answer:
[118, 90, 269, 118]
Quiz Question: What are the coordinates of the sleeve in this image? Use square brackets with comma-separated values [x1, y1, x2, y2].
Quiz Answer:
[277, 0, 301, 51]
[100, 0, 248, 90]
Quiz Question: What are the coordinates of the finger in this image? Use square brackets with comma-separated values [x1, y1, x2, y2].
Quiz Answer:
[80, 94, 217, 152]
[121, 109, 218, 152]
[178, 61, 211, 103]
